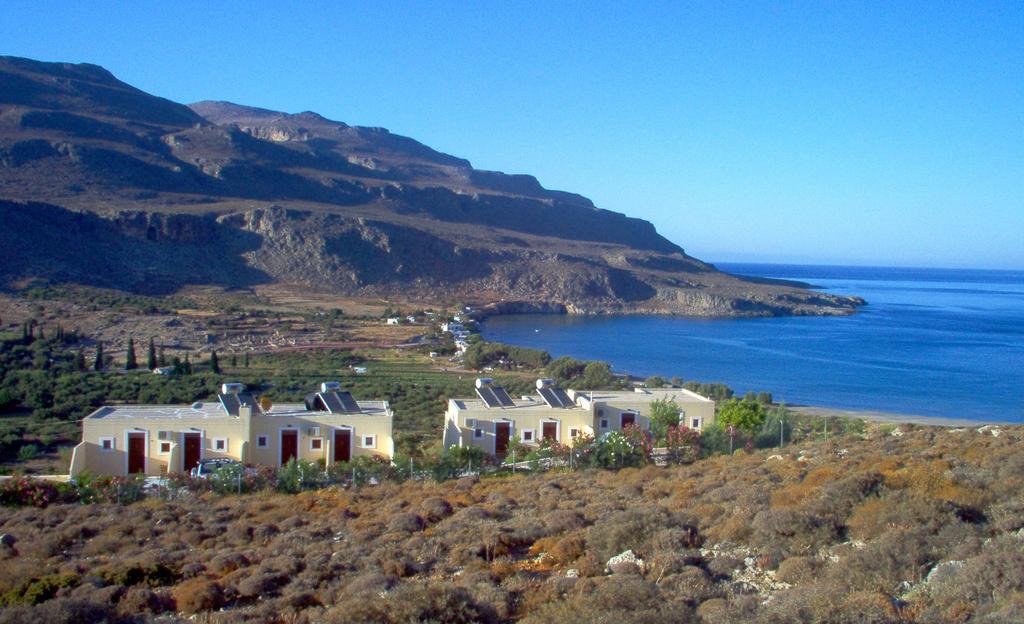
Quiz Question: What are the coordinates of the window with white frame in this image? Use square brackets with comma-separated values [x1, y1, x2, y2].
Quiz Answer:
[692, 418, 701, 429]
[213, 437, 228, 452]
[600, 418, 609, 429]
[256, 435, 268, 448]
[99, 437, 115, 451]
[158, 441, 172, 454]
[521, 429, 534, 443]
[310, 437, 323, 451]
[569, 428, 580, 439]
[361, 434, 376, 448]
[474, 427, 483, 439]
[465, 418, 476, 428]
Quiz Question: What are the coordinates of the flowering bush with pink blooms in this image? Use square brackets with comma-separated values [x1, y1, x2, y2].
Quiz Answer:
[663, 424, 701, 464]
[0, 477, 76, 507]
[74, 473, 145, 504]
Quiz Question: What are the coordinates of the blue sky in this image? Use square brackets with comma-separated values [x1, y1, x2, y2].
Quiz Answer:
[3, 1, 1022, 268]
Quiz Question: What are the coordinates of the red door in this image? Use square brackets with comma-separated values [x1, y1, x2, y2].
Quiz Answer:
[494, 422, 510, 455]
[542, 421, 558, 442]
[128, 434, 146, 474]
[621, 412, 636, 429]
[183, 433, 201, 473]
[334, 430, 351, 463]
[281, 430, 298, 465]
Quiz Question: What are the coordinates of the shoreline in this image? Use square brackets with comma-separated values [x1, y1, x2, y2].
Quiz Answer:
[786, 404, 1012, 428]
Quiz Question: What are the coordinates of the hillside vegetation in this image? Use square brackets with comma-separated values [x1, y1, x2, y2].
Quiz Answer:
[0, 424, 1021, 623]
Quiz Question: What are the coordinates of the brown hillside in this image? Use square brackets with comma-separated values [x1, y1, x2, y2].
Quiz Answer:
[0, 56, 864, 316]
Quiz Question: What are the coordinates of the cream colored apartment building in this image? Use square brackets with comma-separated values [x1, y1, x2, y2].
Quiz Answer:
[443, 379, 715, 456]
[570, 387, 716, 434]
[70, 383, 393, 477]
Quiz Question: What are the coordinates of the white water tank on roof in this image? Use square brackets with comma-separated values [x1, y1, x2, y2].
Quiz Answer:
[475, 378, 494, 388]
[536, 378, 555, 389]
[221, 382, 244, 395]
[321, 381, 342, 392]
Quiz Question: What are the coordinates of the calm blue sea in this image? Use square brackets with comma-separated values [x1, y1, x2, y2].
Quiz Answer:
[482, 264, 1024, 422]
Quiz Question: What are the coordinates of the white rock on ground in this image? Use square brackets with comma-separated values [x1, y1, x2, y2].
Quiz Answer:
[606, 550, 645, 574]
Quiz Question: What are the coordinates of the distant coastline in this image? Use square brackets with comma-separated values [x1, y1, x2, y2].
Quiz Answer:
[482, 263, 1024, 424]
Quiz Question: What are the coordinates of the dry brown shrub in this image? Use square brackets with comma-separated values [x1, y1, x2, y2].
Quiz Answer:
[770, 465, 840, 508]
[775, 556, 820, 584]
[115, 586, 160, 615]
[325, 582, 491, 624]
[171, 577, 224, 614]
[387, 512, 424, 534]
[705, 509, 754, 543]
[528, 535, 558, 558]
[207, 552, 250, 576]
[544, 509, 587, 534]
[418, 497, 453, 523]
[542, 534, 586, 566]
[695, 597, 730, 622]
[375, 547, 417, 578]
[233, 568, 283, 598]
[659, 565, 721, 604]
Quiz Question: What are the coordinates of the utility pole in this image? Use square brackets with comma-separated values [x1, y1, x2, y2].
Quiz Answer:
[780, 418, 785, 447]
[824, 418, 828, 442]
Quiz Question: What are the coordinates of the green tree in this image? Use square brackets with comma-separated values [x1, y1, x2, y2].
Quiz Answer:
[75, 350, 86, 371]
[645, 375, 667, 388]
[93, 341, 104, 371]
[649, 397, 681, 443]
[581, 361, 613, 389]
[209, 350, 220, 374]
[717, 398, 767, 434]
[125, 337, 137, 370]
[545, 356, 587, 383]
[147, 338, 157, 370]
[243, 352, 250, 368]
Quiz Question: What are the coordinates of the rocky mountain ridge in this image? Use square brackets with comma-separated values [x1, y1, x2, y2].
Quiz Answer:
[0, 55, 864, 316]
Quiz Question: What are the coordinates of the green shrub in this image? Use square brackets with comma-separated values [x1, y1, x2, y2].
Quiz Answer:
[0, 574, 79, 606]
[276, 458, 324, 493]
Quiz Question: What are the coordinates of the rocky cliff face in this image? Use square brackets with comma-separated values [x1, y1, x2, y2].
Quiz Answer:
[0, 56, 865, 317]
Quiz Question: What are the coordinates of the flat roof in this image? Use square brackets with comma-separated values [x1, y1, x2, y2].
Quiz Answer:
[86, 400, 391, 421]
[450, 396, 578, 412]
[569, 388, 713, 404]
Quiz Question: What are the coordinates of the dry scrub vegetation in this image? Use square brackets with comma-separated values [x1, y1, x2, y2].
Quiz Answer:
[1, 424, 1023, 623]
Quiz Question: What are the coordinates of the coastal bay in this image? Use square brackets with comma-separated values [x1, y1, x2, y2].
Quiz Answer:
[483, 264, 1024, 424]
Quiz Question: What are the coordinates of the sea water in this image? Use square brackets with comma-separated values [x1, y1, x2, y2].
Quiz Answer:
[481, 264, 1024, 422]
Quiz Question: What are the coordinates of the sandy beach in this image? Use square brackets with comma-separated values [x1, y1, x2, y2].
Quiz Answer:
[788, 405, 1013, 428]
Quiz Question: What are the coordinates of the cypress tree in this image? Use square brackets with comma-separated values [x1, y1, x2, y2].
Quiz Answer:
[37, 325, 45, 341]
[158, 347, 166, 367]
[147, 338, 157, 370]
[184, 354, 192, 375]
[230, 353, 237, 367]
[244, 352, 250, 368]
[125, 337, 137, 370]
[75, 350, 86, 371]
[209, 350, 220, 374]
[93, 341, 104, 371]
